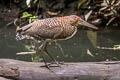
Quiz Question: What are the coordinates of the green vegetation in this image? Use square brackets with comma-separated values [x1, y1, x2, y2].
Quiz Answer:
[0, 0, 120, 62]
[21, 12, 39, 23]
[0, 0, 120, 28]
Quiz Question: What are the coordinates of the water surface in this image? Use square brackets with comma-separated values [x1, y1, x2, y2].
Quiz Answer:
[0, 20, 120, 62]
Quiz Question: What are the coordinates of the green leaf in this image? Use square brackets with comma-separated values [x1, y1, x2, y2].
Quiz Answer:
[33, 0, 38, 3]
[114, 45, 120, 48]
[21, 12, 32, 18]
[25, 45, 31, 50]
[48, 42, 52, 45]
[25, 45, 35, 52]
[32, 55, 43, 62]
[29, 16, 39, 23]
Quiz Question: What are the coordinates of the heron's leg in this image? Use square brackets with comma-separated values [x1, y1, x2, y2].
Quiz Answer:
[43, 40, 61, 66]
[39, 39, 61, 67]
[40, 51, 55, 72]
[40, 51, 50, 69]
[55, 41, 65, 57]
[38, 40, 51, 68]
[44, 45, 60, 67]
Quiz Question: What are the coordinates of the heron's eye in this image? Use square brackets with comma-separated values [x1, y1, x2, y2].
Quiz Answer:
[77, 20, 81, 24]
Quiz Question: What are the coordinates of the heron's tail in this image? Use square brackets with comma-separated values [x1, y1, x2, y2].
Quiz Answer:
[16, 24, 32, 40]
[16, 31, 29, 40]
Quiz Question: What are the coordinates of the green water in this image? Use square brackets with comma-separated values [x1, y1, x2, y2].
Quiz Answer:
[0, 20, 120, 62]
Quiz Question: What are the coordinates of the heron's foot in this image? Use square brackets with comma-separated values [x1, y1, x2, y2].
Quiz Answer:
[45, 61, 64, 68]
[41, 61, 64, 68]
[41, 64, 55, 72]
[49, 61, 64, 67]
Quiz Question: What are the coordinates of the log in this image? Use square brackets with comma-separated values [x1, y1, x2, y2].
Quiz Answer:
[0, 59, 120, 80]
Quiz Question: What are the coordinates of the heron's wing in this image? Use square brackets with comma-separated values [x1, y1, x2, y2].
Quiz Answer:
[25, 18, 63, 39]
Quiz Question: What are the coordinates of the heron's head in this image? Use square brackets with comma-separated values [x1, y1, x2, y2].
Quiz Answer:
[69, 15, 98, 29]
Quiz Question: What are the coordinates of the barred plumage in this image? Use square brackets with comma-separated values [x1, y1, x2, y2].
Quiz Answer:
[16, 15, 98, 68]
[16, 15, 97, 40]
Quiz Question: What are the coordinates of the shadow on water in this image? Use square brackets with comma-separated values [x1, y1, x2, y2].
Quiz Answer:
[0, 20, 120, 62]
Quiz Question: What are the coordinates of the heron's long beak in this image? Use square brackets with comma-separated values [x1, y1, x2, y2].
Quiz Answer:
[77, 19, 98, 29]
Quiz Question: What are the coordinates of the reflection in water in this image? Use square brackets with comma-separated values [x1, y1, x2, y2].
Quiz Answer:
[87, 31, 97, 48]
[0, 23, 120, 62]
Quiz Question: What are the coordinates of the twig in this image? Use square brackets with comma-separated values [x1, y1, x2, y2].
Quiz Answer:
[16, 51, 36, 55]
[14, 18, 18, 27]
[105, 0, 117, 15]
[97, 46, 120, 50]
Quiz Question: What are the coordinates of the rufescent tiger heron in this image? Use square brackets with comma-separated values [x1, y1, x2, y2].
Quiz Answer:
[16, 15, 98, 68]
